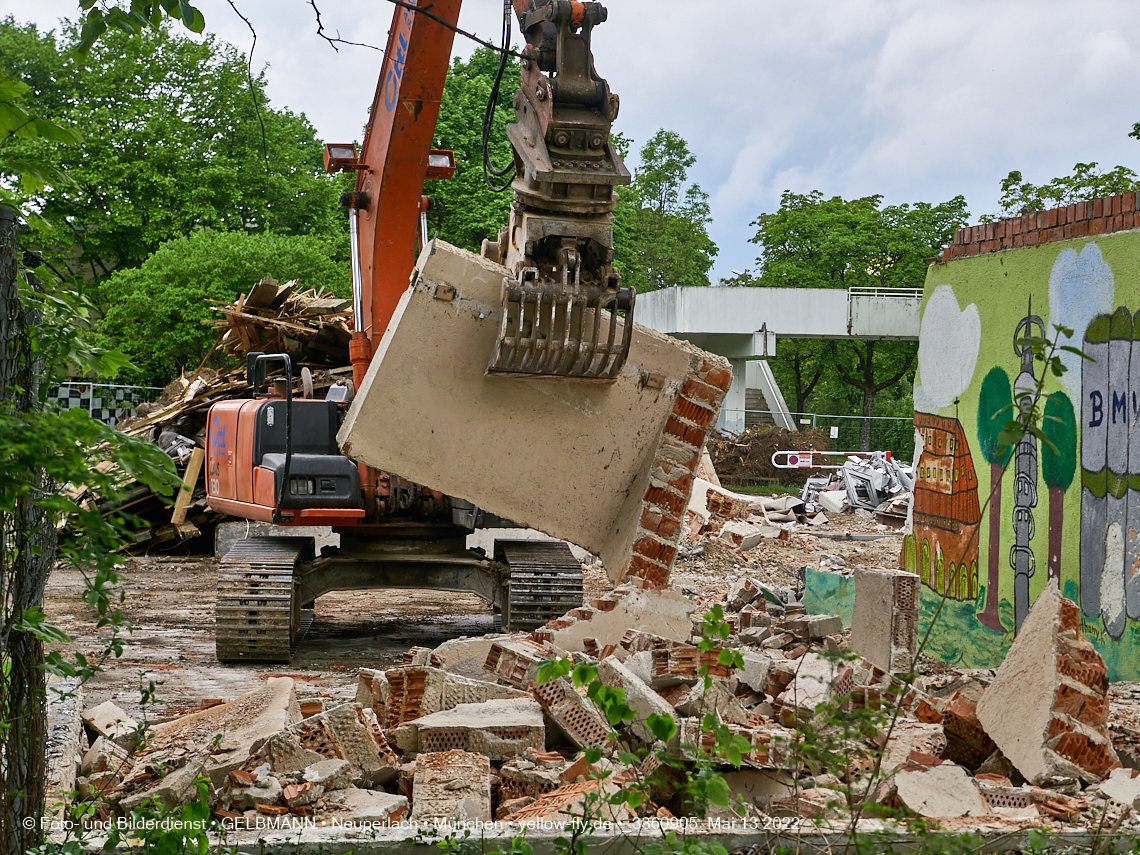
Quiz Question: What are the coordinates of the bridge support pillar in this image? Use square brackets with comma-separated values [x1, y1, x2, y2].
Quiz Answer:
[717, 358, 747, 436]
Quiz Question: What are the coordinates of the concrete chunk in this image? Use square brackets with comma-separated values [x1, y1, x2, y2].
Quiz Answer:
[409, 750, 492, 822]
[144, 676, 301, 786]
[785, 614, 843, 640]
[385, 665, 526, 728]
[540, 584, 697, 653]
[392, 697, 544, 760]
[892, 763, 992, 818]
[1095, 767, 1140, 809]
[337, 240, 728, 585]
[304, 758, 351, 790]
[598, 658, 676, 745]
[976, 582, 1120, 785]
[253, 702, 398, 787]
[531, 677, 611, 750]
[431, 634, 511, 680]
[226, 776, 282, 811]
[83, 700, 138, 751]
[777, 653, 846, 715]
[851, 567, 919, 673]
[355, 668, 389, 723]
[120, 759, 207, 813]
[332, 787, 408, 823]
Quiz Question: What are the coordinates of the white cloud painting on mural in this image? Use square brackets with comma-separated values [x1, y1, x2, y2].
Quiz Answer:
[913, 285, 981, 412]
[1046, 242, 1115, 403]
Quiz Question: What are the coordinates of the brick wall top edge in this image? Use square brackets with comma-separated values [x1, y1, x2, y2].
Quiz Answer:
[939, 192, 1139, 262]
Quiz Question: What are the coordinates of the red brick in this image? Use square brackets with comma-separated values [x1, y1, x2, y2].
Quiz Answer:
[667, 471, 692, 493]
[1074, 219, 1090, 237]
[664, 416, 704, 448]
[1125, 212, 1135, 230]
[700, 363, 732, 392]
[680, 377, 721, 408]
[644, 485, 685, 517]
[1113, 195, 1123, 215]
[641, 507, 664, 534]
[1093, 198, 1104, 218]
[1113, 214, 1124, 232]
[1090, 217, 1107, 235]
[657, 516, 680, 539]
[633, 537, 676, 565]
[672, 397, 717, 428]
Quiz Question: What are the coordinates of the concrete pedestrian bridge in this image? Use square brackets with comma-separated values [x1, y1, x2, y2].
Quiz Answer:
[637, 286, 922, 433]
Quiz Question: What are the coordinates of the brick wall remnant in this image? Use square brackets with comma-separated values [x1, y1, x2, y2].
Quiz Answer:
[976, 582, 1120, 784]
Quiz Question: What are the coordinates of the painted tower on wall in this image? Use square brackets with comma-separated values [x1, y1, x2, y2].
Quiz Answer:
[911, 194, 1140, 679]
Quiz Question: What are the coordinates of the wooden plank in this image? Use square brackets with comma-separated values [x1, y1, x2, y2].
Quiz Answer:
[244, 277, 280, 309]
[171, 447, 205, 526]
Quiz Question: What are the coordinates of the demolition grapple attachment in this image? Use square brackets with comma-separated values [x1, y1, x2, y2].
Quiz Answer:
[485, 0, 634, 380]
[488, 250, 635, 379]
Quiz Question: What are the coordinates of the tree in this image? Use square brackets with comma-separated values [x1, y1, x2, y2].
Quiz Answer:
[424, 47, 520, 254]
[96, 229, 349, 384]
[613, 129, 717, 292]
[1041, 391, 1077, 584]
[995, 163, 1140, 217]
[750, 191, 968, 449]
[976, 366, 1013, 633]
[0, 18, 345, 281]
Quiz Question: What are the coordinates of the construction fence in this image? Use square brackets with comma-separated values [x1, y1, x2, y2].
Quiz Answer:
[724, 408, 916, 463]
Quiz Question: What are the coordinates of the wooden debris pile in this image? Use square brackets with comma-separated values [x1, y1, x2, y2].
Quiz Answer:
[208, 277, 352, 366]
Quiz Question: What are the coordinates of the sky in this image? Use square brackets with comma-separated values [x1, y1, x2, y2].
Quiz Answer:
[5, 0, 1140, 283]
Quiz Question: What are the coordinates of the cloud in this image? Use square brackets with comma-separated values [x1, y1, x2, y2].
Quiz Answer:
[914, 285, 981, 411]
[7, 0, 1140, 282]
[1047, 242, 1116, 400]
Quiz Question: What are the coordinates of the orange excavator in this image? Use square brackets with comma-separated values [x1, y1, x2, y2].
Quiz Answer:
[204, 0, 634, 662]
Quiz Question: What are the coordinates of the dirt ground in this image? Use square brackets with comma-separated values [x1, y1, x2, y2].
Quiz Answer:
[41, 507, 901, 722]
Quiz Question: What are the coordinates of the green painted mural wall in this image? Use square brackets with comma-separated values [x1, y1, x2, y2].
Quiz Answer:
[910, 227, 1140, 681]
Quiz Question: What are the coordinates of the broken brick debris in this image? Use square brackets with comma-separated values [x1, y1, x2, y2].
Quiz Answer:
[977, 582, 1120, 784]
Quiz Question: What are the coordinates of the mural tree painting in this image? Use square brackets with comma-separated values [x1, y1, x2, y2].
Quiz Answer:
[1041, 391, 1078, 585]
[976, 367, 1014, 632]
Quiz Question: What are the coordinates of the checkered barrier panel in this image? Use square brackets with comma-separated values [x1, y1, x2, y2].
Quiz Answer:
[46, 383, 161, 427]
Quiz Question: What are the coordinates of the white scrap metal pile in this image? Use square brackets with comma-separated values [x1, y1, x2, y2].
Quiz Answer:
[797, 451, 914, 526]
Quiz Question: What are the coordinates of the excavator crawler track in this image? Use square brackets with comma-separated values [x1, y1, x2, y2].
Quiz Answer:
[216, 537, 305, 663]
[502, 541, 583, 632]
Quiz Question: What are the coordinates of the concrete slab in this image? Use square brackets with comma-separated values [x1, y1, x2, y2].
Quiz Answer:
[539, 584, 697, 653]
[331, 788, 408, 823]
[409, 750, 492, 822]
[598, 658, 676, 745]
[392, 697, 544, 760]
[851, 567, 919, 673]
[892, 764, 992, 818]
[338, 240, 729, 584]
[142, 677, 301, 786]
[976, 582, 1119, 785]
[1095, 767, 1140, 808]
[83, 700, 138, 751]
[430, 635, 512, 680]
[384, 665, 526, 728]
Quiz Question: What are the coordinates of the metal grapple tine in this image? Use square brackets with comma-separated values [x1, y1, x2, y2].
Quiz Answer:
[556, 293, 583, 375]
[518, 290, 543, 373]
[609, 292, 635, 377]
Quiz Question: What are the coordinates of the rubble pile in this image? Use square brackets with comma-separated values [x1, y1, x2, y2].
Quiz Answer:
[55, 563, 1140, 837]
[708, 425, 831, 486]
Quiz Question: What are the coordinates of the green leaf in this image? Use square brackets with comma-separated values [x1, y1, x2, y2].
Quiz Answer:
[179, 2, 205, 32]
[646, 712, 677, 743]
[536, 657, 571, 686]
[583, 747, 602, 764]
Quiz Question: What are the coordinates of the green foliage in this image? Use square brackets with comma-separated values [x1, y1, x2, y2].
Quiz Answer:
[75, 0, 206, 55]
[0, 18, 344, 277]
[613, 129, 717, 292]
[95, 228, 349, 384]
[750, 190, 968, 291]
[0, 68, 79, 199]
[996, 324, 1088, 454]
[102, 778, 216, 855]
[975, 367, 1013, 466]
[1041, 389, 1078, 490]
[996, 162, 1140, 217]
[750, 191, 966, 448]
[425, 47, 519, 253]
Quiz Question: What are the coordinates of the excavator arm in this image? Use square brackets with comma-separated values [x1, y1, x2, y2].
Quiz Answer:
[325, 0, 633, 385]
